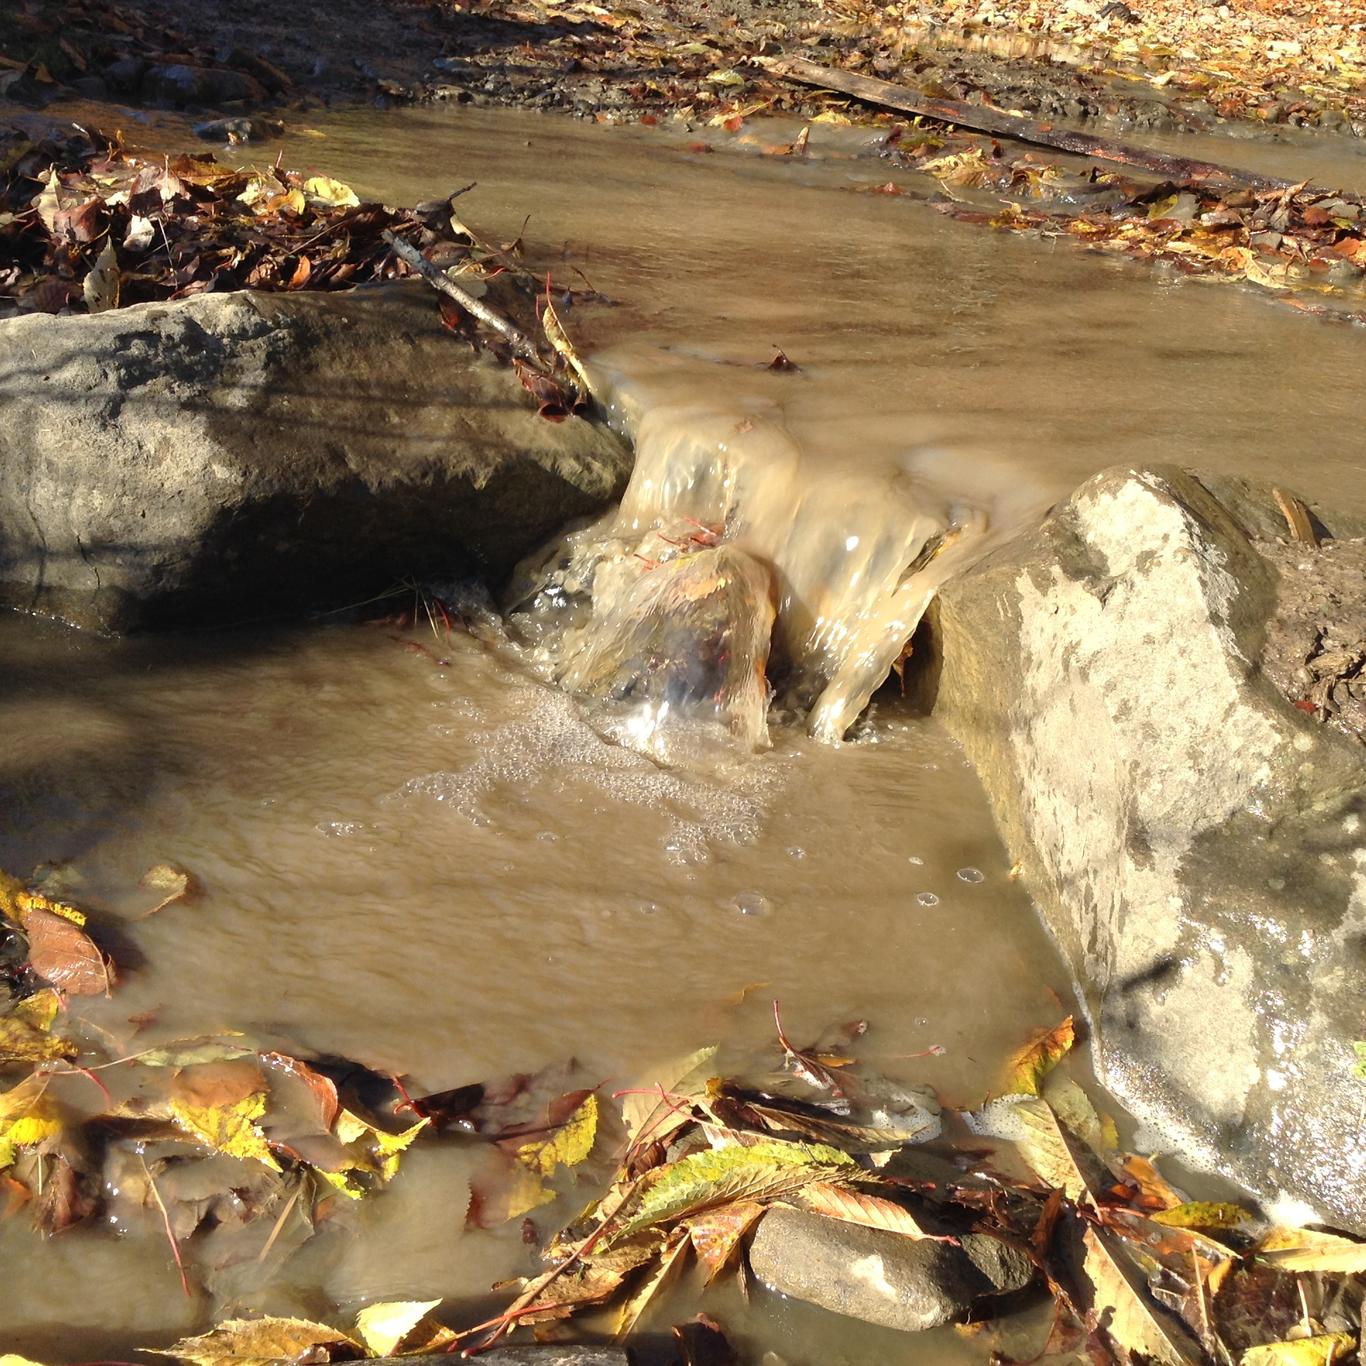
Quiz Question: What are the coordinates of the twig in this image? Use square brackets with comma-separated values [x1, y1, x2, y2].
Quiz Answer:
[760, 56, 1339, 196]
[141, 1156, 193, 1299]
[256, 1182, 303, 1265]
[381, 229, 544, 365]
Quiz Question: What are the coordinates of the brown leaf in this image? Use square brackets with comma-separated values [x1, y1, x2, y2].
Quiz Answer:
[24, 906, 112, 995]
[139, 863, 197, 917]
[169, 1059, 266, 1110]
[794, 1181, 935, 1238]
[685, 1198, 765, 1282]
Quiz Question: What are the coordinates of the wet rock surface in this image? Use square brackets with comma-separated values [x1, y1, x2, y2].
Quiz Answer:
[922, 465, 1366, 1233]
[0, 281, 632, 630]
[747, 1206, 1034, 1331]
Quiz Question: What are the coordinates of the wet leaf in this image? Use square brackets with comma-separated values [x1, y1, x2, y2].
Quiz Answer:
[260, 1051, 338, 1131]
[540, 296, 595, 399]
[1083, 1225, 1202, 1366]
[0, 1073, 62, 1169]
[1256, 1227, 1366, 1273]
[515, 1090, 598, 1176]
[1241, 1335, 1357, 1366]
[684, 1198, 765, 1281]
[169, 1087, 280, 1171]
[972, 1094, 1095, 1201]
[353, 1299, 441, 1356]
[139, 863, 197, 917]
[794, 1180, 933, 1238]
[621, 1045, 718, 1146]
[1152, 1201, 1254, 1231]
[0, 989, 76, 1063]
[23, 907, 111, 996]
[0, 870, 87, 927]
[465, 1153, 555, 1227]
[323, 1108, 428, 1191]
[1000, 1017, 1075, 1097]
[609, 1138, 855, 1244]
[615, 1228, 691, 1336]
[1042, 1070, 1116, 1155]
[149, 1316, 361, 1364]
[1117, 1152, 1185, 1211]
[82, 237, 119, 313]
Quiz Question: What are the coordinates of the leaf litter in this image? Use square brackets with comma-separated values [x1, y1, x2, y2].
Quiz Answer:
[0, 868, 1362, 1364]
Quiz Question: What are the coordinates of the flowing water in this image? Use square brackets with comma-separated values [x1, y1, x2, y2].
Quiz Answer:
[2, 104, 1366, 1360]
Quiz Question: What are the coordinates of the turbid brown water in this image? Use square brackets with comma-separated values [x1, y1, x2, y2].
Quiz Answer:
[1, 103, 1364, 1361]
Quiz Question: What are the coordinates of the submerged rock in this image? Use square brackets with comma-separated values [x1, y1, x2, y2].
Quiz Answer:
[921, 465, 1366, 1233]
[747, 1206, 1034, 1331]
[0, 282, 632, 630]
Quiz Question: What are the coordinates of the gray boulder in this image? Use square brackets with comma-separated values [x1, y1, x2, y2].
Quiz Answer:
[747, 1206, 1033, 1331]
[920, 465, 1366, 1232]
[0, 282, 632, 629]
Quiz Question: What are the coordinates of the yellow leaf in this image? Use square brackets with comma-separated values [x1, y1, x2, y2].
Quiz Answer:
[0, 989, 76, 1063]
[1000, 1017, 1075, 1097]
[1257, 1227, 1366, 1273]
[0, 1073, 62, 1161]
[1152, 1201, 1253, 1231]
[331, 1107, 428, 1184]
[1, 1355, 51, 1365]
[1242, 1335, 1357, 1366]
[516, 1092, 598, 1177]
[540, 298, 595, 400]
[169, 1089, 280, 1170]
[353, 1299, 442, 1356]
[149, 1316, 360, 1365]
[0, 868, 86, 927]
[302, 175, 359, 209]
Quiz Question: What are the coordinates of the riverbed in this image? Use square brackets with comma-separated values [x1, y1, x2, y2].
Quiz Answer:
[1, 103, 1364, 1360]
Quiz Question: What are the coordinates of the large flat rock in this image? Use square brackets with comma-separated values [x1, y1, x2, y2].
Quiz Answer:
[922, 466, 1366, 1231]
[0, 282, 632, 629]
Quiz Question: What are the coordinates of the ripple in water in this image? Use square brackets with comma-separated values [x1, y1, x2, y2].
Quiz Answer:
[914, 891, 940, 907]
[957, 866, 985, 883]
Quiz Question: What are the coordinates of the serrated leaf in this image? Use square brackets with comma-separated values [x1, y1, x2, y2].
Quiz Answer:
[148, 1315, 361, 1365]
[331, 1107, 428, 1185]
[616, 1229, 690, 1337]
[1000, 1017, 1075, 1097]
[353, 1299, 441, 1356]
[0, 869, 86, 927]
[794, 1181, 932, 1238]
[1241, 1335, 1357, 1366]
[0, 989, 76, 1063]
[1152, 1202, 1254, 1231]
[621, 1045, 718, 1146]
[685, 1199, 765, 1282]
[1256, 1227, 1366, 1273]
[609, 1138, 855, 1245]
[1083, 1225, 1201, 1366]
[516, 1091, 598, 1176]
[169, 1089, 280, 1170]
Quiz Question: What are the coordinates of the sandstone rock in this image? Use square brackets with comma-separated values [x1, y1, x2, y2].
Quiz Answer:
[0, 283, 633, 630]
[747, 1206, 1033, 1331]
[921, 465, 1366, 1232]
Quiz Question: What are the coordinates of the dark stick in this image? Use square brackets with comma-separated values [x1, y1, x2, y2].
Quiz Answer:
[761, 56, 1332, 196]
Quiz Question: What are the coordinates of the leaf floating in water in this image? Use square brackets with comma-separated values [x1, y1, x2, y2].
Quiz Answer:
[169, 1087, 280, 1171]
[139, 863, 198, 918]
[1241, 1335, 1359, 1366]
[685, 1198, 766, 1282]
[353, 1299, 443, 1356]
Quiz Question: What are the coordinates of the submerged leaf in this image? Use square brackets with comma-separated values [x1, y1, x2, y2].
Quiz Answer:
[516, 1091, 598, 1176]
[0, 1073, 62, 1169]
[23, 907, 111, 996]
[169, 1089, 280, 1170]
[0, 990, 76, 1063]
[1256, 1227, 1366, 1273]
[139, 863, 197, 917]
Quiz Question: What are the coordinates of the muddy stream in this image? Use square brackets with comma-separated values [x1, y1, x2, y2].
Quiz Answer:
[2, 105, 1365, 1361]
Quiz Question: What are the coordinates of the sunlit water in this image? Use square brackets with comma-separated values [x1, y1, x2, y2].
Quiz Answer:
[2, 102, 1365, 1360]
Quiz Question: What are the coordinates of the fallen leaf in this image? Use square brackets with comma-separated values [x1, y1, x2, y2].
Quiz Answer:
[685, 1198, 765, 1281]
[149, 1316, 361, 1365]
[139, 863, 197, 917]
[353, 1299, 442, 1356]
[1241, 1335, 1358, 1366]
[22, 907, 110, 996]
[303, 175, 360, 209]
[794, 1181, 933, 1238]
[1000, 1017, 1076, 1097]
[615, 1229, 691, 1336]
[1083, 1225, 1201, 1366]
[1152, 1201, 1254, 1231]
[0, 990, 76, 1062]
[515, 1091, 598, 1176]
[1256, 1226, 1366, 1273]
[82, 237, 120, 313]
[169, 1088, 280, 1171]
[0, 1073, 62, 1169]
